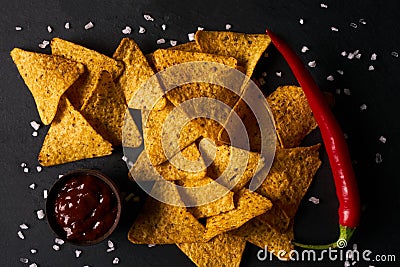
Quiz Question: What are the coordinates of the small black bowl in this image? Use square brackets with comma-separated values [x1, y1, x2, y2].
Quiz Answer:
[46, 169, 122, 246]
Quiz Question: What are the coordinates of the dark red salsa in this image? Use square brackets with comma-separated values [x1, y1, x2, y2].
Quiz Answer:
[54, 175, 118, 242]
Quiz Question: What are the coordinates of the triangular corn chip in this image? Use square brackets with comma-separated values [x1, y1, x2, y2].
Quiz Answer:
[10, 48, 85, 125]
[38, 97, 112, 166]
[177, 233, 246, 267]
[51, 38, 124, 108]
[122, 111, 142, 148]
[195, 31, 271, 77]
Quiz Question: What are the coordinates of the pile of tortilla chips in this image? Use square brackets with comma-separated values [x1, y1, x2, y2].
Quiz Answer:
[11, 31, 322, 266]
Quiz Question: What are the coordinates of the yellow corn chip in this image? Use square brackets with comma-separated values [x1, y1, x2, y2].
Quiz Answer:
[128, 182, 205, 244]
[204, 188, 272, 241]
[195, 31, 271, 77]
[267, 85, 318, 148]
[38, 97, 113, 166]
[179, 177, 235, 218]
[177, 233, 246, 267]
[122, 111, 142, 148]
[51, 38, 124, 108]
[231, 218, 294, 260]
[10, 48, 85, 125]
[256, 205, 291, 233]
[169, 41, 202, 52]
[80, 70, 126, 146]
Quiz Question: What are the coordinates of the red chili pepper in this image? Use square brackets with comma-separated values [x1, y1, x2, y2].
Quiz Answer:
[266, 29, 361, 249]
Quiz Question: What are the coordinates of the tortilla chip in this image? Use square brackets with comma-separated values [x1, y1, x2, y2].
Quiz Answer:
[256, 205, 291, 233]
[10, 48, 85, 125]
[195, 31, 271, 77]
[231, 218, 294, 260]
[257, 144, 321, 219]
[177, 233, 246, 267]
[206, 144, 262, 192]
[179, 177, 235, 218]
[128, 182, 205, 244]
[38, 97, 113, 166]
[113, 38, 166, 110]
[122, 111, 142, 148]
[204, 188, 272, 241]
[169, 41, 202, 52]
[80, 70, 126, 146]
[267, 85, 318, 148]
[51, 38, 124, 108]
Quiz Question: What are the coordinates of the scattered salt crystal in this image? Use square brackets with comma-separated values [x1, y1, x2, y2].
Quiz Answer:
[327, 75, 334, 81]
[58, 174, 64, 178]
[75, 249, 82, 258]
[29, 263, 38, 267]
[18, 231, 25, 239]
[301, 46, 309, 53]
[359, 18, 367, 25]
[347, 50, 359, 60]
[30, 249, 37, 254]
[308, 196, 320, 204]
[350, 22, 358, 28]
[47, 26, 53, 33]
[20, 257, 29, 263]
[156, 38, 166, 45]
[127, 161, 134, 168]
[375, 153, 383, 164]
[107, 247, 115, 253]
[275, 72, 282, 77]
[188, 32, 195, 41]
[55, 238, 64, 245]
[29, 183, 36, 189]
[21, 162, 27, 167]
[122, 26, 132, 35]
[20, 223, 29, 230]
[343, 88, 351, 95]
[360, 104, 367, 110]
[38, 40, 50, 49]
[148, 244, 156, 248]
[337, 70, 344, 75]
[335, 88, 341, 95]
[197, 26, 204, 31]
[32, 131, 38, 137]
[170, 40, 177, 47]
[320, 3, 328, 8]
[379, 136, 387, 144]
[15, 26, 22, 31]
[36, 166, 42, 172]
[113, 257, 120, 264]
[24, 167, 29, 173]
[108, 240, 114, 248]
[391, 51, 398, 58]
[368, 65, 374, 71]
[341, 51, 347, 57]
[261, 72, 267, 77]
[355, 53, 362, 59]
[143, 14, 154, 21]
[331, 26, 339, 32]
[370, 53, 377, 60]
[121, 155, 128, 162]
[299, 18, 304, 25]
[84, 21, 94, 30]
[308, 60, 316, 68]
[138, 26, 146, 34]
[36, 209, 45, 220]
[225, 24, 232, 30]
[53, 244, 60, 251]
[64, 22, 70, 29]
[161, 24, 167, 31]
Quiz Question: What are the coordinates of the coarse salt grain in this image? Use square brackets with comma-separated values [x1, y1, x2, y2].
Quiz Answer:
[84, 22, 94, 30]
[58, 174, 64, 178]
[156, 38, 166, 45]
[113, 257, 120, 264]
[350, 22, 358, 28]
[327, 75, 334, 81]
[368, 65, 374, 71]
[20, 257, 29, 263]
[170, 40, 177, 47]
[47, 26, 53, 33]
[64, 22, 70, 29]
[24, 167, 29, 173]
[301, 46, 309, 53]
[308, 196, 320, 204]
[122, 155, 128, 162]
[53, 244, 60, 251]
[38, 40, 50, 49]
[188, 32, 195, 41]
[320, 3, 328, 8]
[225, 24, 232, 30]
[18, 231, 25, 239]
[161, 24, 167, 31]
[21, 162, 27, 167]
[275, 72, 282, 77]
[36, 166, 42, 172]
[352, 261, 357, 266]
[138, 26, 146, 34]
[299, 18, 304, 25]
[32, 131, 38, 137]
[127, 161, 134, 168]
[308, 61, 316, 68]
[335, 88, 341, 95]
[375, 153, 383, 164]
[143, 14, 154, 21]
[15, 26, 22, 31]
[20, 223, 29, 230]
[55, 238, 64, 245]
[108, 240, 114, 248]
[360, 104, 367, 110]
[197, 26, 204, 31]
[331, 26, 339, 32]
[337, 70, 344, 75]
[29, 183, 36, 190]
[75, 249, 82, 258]
[29, 120, 40, 131]
[371, 53, 377, 60]
[359, 18, 367, 25]
[343, 88, 351, 95]
[148, 244, 156, 248]
[107, 247, 115, 253]
[122, 26, 132, 35]
[391, 51, 398, 58]
[29, 263, 38, 267]
[341, 51, 347, 57]
[36, 210, 45, 220]
[379, 136, 387, 144]
[355, 53, 362, 59]
[30, 249, 37, 254]
[43, 189, 48, 199]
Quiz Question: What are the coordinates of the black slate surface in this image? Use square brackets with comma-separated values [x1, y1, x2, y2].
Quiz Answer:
[1, 0, 400, 266]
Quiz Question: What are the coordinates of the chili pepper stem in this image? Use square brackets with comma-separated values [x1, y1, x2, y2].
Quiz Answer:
[292, 225, 356, 250]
